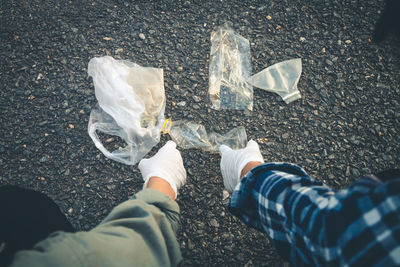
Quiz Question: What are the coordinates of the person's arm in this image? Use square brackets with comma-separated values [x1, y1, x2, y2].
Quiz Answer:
[228, 159, 400, 266]
[228, 161, 330, 234]
[10, 141, 186, 267]
[240, 161, 263, 178]
[147, 176, 176, 200]
[219, 141, 334, 265]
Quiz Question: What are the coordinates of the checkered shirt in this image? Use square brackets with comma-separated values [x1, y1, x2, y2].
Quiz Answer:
[229, 163, 400, 266]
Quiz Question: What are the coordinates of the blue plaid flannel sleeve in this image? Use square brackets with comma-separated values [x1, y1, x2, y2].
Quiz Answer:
[229, 163, 400, 266]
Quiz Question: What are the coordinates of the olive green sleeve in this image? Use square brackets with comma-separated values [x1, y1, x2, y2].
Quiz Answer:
[10, 188, 182, 267]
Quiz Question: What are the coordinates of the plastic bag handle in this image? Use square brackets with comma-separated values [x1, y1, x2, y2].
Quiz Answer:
[88, 121, 115, 158]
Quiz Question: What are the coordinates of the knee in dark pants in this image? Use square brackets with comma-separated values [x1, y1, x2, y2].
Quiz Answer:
[0, 185, 75, 266]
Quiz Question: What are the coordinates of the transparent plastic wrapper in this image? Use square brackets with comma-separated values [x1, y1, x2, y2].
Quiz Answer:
[87, 56, 165, 165]
[209, 23, 253, 111]
[162, 119, 247, 152]
[248, 59, 302, 104]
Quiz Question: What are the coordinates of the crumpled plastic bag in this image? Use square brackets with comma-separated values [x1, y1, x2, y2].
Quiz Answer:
[87, 56, 165, 165]
[209, 23, 253, 110]
[248, 58, 302, 104]
[163, 119, 247, 152]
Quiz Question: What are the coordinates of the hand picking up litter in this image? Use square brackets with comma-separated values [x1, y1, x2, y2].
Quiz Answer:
[219, 140, 264, 192]
[139, 140, 187, 199]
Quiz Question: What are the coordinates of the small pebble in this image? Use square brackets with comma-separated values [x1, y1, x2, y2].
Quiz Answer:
[210, 218, 219, 228]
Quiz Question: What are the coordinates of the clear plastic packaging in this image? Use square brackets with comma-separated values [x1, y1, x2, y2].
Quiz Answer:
[163, 119, 247, 152]
[209, 23, 253, 111]
[87, 56, 165, 165]
[248, 58, 302, 104]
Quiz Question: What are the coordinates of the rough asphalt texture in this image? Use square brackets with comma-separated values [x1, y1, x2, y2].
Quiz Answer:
[1, 0, 399, 266]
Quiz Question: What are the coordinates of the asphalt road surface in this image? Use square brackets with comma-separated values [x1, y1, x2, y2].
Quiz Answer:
[1, 0, 399, 266]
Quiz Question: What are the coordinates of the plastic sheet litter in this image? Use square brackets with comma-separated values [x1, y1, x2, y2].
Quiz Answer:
[162, 119, 247, 152]
[87, 56, 165, 165]
[209, 23, 253, 111]
[209, 23, 302, 107]
[248, 59, 302, 104]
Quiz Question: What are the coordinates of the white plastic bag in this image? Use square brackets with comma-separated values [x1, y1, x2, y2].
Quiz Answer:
[87, 56, 165, 165]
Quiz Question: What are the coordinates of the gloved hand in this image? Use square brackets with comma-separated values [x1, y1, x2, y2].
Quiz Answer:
[139, 141, 187, 197]
[219, 140, 264, 193]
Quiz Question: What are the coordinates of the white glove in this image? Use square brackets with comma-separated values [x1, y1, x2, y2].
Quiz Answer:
[139, 141, 187, 197]
[219, 140, 264, 193]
